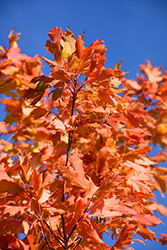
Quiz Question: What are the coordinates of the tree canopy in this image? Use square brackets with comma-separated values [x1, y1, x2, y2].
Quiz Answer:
[0, 27, 167, 250]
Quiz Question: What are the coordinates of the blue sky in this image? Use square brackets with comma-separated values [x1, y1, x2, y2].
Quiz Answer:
[0, 0, 167, 249]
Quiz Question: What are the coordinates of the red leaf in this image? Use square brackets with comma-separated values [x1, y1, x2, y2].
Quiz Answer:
[159, 234, 167, 245]
[0, 234, 27, 250]
[0, 180, 24, 194]
[48, 27, 63, 43]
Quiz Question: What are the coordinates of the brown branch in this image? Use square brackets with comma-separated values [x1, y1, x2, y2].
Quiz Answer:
[40, 219, 55, 250]
[77, 82, 85, 93]
[67, 206, 89, 243]
[48, 216, 64, 242]
[61, 214, 68, 249]
[38, 206, 64, 248]
[61, 77, 89, 247]
[43, 220, 65, 247]
[71, 92, 76, 116]
[65, 130, 73, 167]
[56, 224, 63, 239]
[68, 236, 81, 248]
[60, 77, 79, 249]
[72, 238, 82, 250]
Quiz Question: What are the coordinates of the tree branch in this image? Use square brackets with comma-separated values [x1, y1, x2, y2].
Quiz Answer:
[72, 238, 82, 250]
[67, 206, 89, 243]
[61, 77, 79, 249]
[40, 220, 56, 250]
[43, 220, 65, 247]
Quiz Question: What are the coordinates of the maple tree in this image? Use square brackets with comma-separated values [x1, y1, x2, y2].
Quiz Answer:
[0, 26, 167, 250]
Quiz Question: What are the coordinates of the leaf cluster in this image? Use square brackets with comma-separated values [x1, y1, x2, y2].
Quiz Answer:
[0, 27, 167, 249]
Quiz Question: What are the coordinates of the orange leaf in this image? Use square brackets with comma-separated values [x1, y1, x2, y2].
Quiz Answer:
[27, 225, 39, 250]
[75, 196, 88, 219]
[53, 118, 66, 131]
[96, 146, 115, 176]
[52, 88, 63, 101]
[3, 205, 26, 216]
[38, 188, 51, 203]
[52, 68, 70, 82]
[156, 175, 167, 192]
[137, 224, 156, 241]
[0, 163, 12, 181]
[125, 79, 142, 91]
[148, 202, 167, 216]
[0, 121, 8, 133]
[31, 169, 42, 192]
[159, 80, 167, 93]
[113, 224, 138, 248]
[133, 214, 162, 226]
[140, 60, 163, 83]
[78, 216, 104, 244]
[27, 153, 40, 176]
[76, 34, 85, 59]
[62, 156, 95, 192]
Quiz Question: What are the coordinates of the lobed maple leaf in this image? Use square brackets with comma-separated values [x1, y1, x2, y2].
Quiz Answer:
[78, 216, 104, 245]
[61, 155, 97, 195]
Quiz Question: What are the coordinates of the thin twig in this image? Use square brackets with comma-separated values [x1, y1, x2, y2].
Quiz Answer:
[67, 204, 89, 243]
[48, 216, 64, 241]
[65, 130, 73, 166]
[43, 220, 65, 247]
[72, 238, 82, 250]
[40, 219, 55, 250]
[71, 92, 76, 116]
[56, 224, 63, 239]
[67, 85, 74, 94]
[77, 82, 85, 92]
[68, 237, 81, 248]
[61, 214, 68, 249]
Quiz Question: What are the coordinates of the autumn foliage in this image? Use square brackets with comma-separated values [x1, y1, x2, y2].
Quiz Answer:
[0, 27, 167, 250]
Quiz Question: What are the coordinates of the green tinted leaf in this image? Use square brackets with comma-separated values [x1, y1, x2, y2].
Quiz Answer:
[35, 81, 48, 91]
